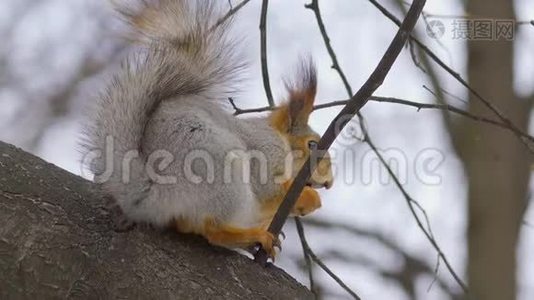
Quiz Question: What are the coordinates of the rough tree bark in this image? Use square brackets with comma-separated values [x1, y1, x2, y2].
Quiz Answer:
[0, 141, 312, 299]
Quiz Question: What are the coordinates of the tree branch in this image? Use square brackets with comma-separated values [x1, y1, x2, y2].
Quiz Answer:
[365, 131, 468, 292]
[0, 141, 312, 299]
[232, 95, 518, 139]
[295, 218, 317, 299]
[259, 0, 275, 107]
[396, 0, 458, 151]
[211, 0, 252, 30]
[303, 218, 461, 298]
[305, 0, 353, 96]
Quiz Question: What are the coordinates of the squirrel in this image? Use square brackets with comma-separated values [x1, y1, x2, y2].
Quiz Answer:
[81, 0, 333, 258]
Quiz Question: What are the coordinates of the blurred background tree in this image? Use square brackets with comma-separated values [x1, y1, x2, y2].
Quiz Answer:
[460, 0, 531, 299]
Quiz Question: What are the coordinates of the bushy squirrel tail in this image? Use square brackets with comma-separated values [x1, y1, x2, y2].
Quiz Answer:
[81, 0, 243, 216]
[117, 0, 245, 98]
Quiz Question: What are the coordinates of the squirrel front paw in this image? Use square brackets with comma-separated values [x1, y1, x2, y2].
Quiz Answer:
[291, 187, 322, 217]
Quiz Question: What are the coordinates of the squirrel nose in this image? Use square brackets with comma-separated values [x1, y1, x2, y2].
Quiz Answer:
[324, 180, 333, 190]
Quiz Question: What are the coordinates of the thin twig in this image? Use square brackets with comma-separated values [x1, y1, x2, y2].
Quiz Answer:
[427, 254, 441, 292]
[305, 0, 353, 95]
[304, 218, 459, 298]
[396, 0, 455, 139]
[517, 20, 533, 27]
[436, 86, 469, 105]
[419, 10, 454, 62]
[211, 0, 252, 30]
[259, 0, 275, 107]
[295, 217, 317, 298]
[408, 40, 427, 74]
[365, 137, 468, 292]
[231, 96, 521, 139]
[254, 0, 426, 265]
[295, 217, 361, 300]
[368, 97, 509, 132]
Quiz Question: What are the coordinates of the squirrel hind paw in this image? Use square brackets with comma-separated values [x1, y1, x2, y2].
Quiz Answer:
[113, 217, 137, 232]
[202, 218, 281, 259]
[104, 195, 137, 232]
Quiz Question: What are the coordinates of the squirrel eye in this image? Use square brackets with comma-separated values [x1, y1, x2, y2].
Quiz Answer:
[307, 140, 318, 150]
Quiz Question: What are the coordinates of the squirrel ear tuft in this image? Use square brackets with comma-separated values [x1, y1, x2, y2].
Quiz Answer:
[286, 57, 317, 130]
[269, 57, 317, 133]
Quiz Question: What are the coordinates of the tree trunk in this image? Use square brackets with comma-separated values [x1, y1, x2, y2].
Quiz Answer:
[461, 0, 531, 299]
[0, 141, 312, 299]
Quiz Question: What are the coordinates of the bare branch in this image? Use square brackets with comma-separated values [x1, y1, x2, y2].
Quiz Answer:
[369, 96, 510, 131]
[295, 218, 317, 299]
[231, 95, 523, 139]
[398, 0, 457, 149]
[304, 0, 353, 96]
[259, 0, 275, 107]
[365, 131, 468, 292]
[407, 39, 428, 74]
[211, 0, 252, 30]
[295, 218, 361, 300]
[303, 218, 461, 299]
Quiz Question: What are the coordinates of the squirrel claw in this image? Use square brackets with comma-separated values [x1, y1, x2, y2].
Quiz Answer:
[273, 235, 282, 251]
[258, 231, 281, 260]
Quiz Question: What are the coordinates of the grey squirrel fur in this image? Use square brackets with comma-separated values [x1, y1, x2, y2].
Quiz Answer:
[81, 0, 333, 251]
